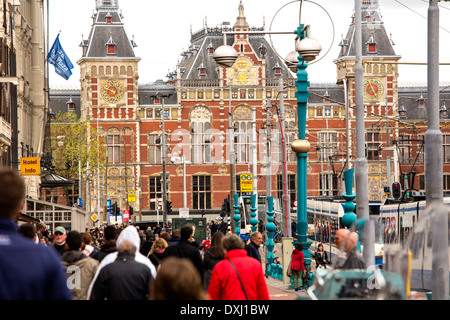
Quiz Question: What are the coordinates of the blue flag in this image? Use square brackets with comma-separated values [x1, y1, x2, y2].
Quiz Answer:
[48, 34, 74, 80]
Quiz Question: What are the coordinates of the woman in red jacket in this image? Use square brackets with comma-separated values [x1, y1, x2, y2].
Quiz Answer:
[291, 243, 305, 291]
[207, 234, 270, 300]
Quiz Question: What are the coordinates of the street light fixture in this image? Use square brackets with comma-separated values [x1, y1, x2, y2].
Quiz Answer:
[213, 1, 327, 281]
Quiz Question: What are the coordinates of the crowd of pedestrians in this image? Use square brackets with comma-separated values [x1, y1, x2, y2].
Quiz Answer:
[0, 168, 272, 300]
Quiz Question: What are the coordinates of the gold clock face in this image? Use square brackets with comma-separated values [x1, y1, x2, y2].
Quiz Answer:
[100, 80, 125, 103]
[363, 78, 384, 102]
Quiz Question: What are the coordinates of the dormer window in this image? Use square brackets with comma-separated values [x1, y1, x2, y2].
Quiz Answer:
[366, 34, 376, 53]
[198, 63, 206, 76]
[106, 34, 116, 55]
[259, 44, 267, 58]
[207, 41, 214, 55]
[273, 62, 282, 76]
[323, 90, 331, 103]
[339, 36, 348, 56]
[106, 12, 112, 23]
[440, 102, 448, 118]
[67, 98, 75, 111]
[79, 35, 88, 56]
[399, 104, 407, 118]
[417, 94, 425, 108]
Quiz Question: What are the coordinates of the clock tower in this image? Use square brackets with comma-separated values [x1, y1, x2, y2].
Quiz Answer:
[334, 0, 401, 202]
[78, 0, 141, 221]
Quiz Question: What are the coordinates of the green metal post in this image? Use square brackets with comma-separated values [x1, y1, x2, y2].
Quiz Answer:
[233, 193, 241, 236]
[250, 193, 258, 232]
[294, 25, 313, 268]
[266, 196, 276, 276]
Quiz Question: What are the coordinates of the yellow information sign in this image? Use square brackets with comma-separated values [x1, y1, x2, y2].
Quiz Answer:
[240, 174, 253, 193]
[20, 157, 40, 176]
[128, 190, 136, 202]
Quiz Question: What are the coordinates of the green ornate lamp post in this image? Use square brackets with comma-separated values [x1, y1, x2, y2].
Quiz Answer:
[290, 24, 322, 280]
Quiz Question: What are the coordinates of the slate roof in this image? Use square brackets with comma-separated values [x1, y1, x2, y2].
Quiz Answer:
[337, 8, 400, 59]
[398, 83, 450, 121]
[49, 88, 82, 118]
[81, 8, 137, 60]
[175, 4, 292, 82]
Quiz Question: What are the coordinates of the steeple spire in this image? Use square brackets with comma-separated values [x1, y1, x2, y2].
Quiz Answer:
[234, 0, 249, 29]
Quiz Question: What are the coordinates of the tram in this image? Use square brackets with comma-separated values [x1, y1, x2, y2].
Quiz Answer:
[378, 196, 450, 245]
[379, 196, 450, 293]
[306, 198, 383, 265]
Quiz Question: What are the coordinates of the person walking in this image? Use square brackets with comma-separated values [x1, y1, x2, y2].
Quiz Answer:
[51, 226, 67, 256]
[81, 232, 99, 257]
[167, 229, 180, 246]
[61, 231, 99, 300]
[0, 168, 72, 300]
[147, 238, 168, 270]
[87, 225, 157, 299]
[291, 243, 306, 291]
[90, 225, 117, 263]
[150, 257, 207, 300]
[244, 231, 263, 264]
[334, 229, 366, 270]
[202, 231, 225, 291]
[163, 225, 203, 278]
[90, 241, 153, 300]
[207, 234, 270, 300]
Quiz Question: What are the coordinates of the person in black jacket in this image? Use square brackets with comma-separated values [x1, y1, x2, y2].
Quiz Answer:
[314, 243, 329, 269]
[163, 225, 203, 280]
[245, 231, 263, 264]
[202, 231, 225, 290]
[91, 225, 117, 263]
[90, 241, 153, 300]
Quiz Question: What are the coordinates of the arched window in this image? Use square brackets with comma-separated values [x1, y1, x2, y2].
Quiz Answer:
[190, 106, 213, 164]
[233, 105, 252, 163]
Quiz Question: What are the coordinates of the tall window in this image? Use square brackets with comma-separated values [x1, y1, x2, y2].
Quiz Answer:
[398, 134, 411, 164]
[276, 174, 296, 204]
[275, 121, 298, 163]
[149, 176, 162, 210]
[318, 131, 339, 162]
[192, 175, 211, 210]
[106, 131, 121, 164]
[191, 122, 212, 163]
[366, 131, 380, 160]
[319, 173, 339, 196]
[444, 135, 450, 163]
[190, 106, 212, 164]
[234, 121, 251, 163]
[148, 133, 167, 164]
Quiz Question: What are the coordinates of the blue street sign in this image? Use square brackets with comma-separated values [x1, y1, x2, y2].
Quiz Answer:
[107, 199, 112, 212]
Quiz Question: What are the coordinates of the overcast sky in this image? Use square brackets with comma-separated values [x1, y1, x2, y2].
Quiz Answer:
[47, 0, 450, 88]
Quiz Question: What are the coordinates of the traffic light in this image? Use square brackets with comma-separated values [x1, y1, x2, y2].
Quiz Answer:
[166, 200, 172, 215]
[112, 202, 117, 216]
[116, 205, 120, 217]
[392, 181, 402, 199]
[129, 206, 133, 215]
[221, 199, 226, 217]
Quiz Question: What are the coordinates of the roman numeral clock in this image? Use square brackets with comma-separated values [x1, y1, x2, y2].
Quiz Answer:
[100, 79, 125, 104]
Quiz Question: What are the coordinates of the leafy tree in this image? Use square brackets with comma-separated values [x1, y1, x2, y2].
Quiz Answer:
[47, 110, 106, 182]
